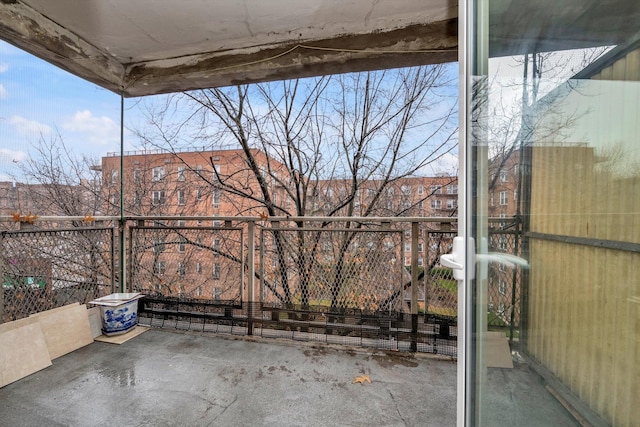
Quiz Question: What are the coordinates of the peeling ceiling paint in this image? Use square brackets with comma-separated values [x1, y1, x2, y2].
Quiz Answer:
[0, 0, 638, 97]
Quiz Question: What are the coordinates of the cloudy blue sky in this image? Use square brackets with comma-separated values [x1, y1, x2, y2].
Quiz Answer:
[0, 40, 136, 181]
[0, 39, 462, 183]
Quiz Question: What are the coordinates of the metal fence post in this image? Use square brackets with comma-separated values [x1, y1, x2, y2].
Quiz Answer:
[0, 232, 4, 324]
[410, 221, 419, 352]
[247, 220, 255, 335]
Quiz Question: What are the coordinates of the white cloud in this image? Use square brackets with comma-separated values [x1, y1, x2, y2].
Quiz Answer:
[0, 63, 7, 73]
[419, 152, 459, 176]
[63, 110, 119, 146]
[0, 83, 6, 98]
[0, 148, 28, 165]
[8, 115, 52, 137]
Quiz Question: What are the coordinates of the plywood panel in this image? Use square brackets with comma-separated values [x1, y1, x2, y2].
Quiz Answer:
[0, 320, 52, 388]
[30, 304, 93, 359]
[94, 325, 149, 344]
[87, 306, 102, 339]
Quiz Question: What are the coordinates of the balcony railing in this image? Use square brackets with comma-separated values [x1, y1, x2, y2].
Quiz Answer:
[0, 215, 523, 357]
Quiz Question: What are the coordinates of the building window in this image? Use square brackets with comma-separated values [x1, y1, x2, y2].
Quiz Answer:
[177, 190, 186, 205]
[152, 166, 165, 181]
[417, 185, 424, 195]
[154, 261, 166, 276]
[177, 166, 185, 181]
[133, 169, 142, 183]
[418, 243, 423, 252]
[499, 191, 508, 205]
[178, 237, 186, 253]
[214, 287, 221, 300]
[500, 170, 508, 182]
[110, 170, 118, 184]
[401, 185, 411, 196]
[178, 262, 186, 277]
[447, 199, 457, 209]
[446, 184, 458, 194]
[196, 286, 203, 297]
[418, 200, 424, 209]
[499, 235, 508, 251]
[514, 190, 518, 201]
[213, 263, 221, 280]
[212, 164, 221, 181]
[430, 185, 442, 194]
[152, 190, 165, 205]
[431, 199, 442, 209]
[196, 165, 203, 177]
[213, 239, 220, 256]
[196, 262, 202, 274]
[153, 238, 165, 253]
[212, 189, 220, 208]
[405, 243, 410, 252]
[499, 280, 507, 295]
[178, 220, 186, 227]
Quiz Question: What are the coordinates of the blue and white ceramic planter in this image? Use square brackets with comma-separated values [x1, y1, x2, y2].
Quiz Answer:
[90, 293, 144, 336]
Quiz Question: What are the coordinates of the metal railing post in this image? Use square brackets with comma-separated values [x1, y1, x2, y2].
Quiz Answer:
[111, 224, 117, 293]
[0, 232, 4, 324]
[410, 221, 419, 352]
[247, 220, 255, 335]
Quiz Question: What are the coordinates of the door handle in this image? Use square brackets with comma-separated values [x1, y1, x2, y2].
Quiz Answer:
[440, 237, 528, 281]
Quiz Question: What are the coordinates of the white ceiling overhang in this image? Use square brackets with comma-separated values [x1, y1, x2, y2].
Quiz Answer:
[0, 0, 458, 97]
[0, 0, 638, 97]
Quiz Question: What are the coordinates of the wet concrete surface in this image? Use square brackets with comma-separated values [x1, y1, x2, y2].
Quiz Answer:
[0, 329, 456, 426]
[0, 328, 579, 426]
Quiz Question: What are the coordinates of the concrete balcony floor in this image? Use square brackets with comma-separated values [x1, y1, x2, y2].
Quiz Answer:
[0, 329, 578, 426]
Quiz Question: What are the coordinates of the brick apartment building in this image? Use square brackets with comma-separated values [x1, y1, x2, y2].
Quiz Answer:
[487, 148, 522, 324]
[0, 181, 100, 218]
[100, 149, 458, 301]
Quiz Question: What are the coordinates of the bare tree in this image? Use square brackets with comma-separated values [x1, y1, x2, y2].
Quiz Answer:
[17, 132, 103, 219]
[134, 66, 458, 310]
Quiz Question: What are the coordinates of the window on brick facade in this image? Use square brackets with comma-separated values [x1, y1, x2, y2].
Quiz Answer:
[152, 166, 165, 181]
[152, 191, 165, 205]
[499, 191, 507, 205]
[212, 188, 220, 208]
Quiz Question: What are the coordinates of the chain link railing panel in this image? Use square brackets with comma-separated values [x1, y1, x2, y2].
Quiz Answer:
[487, 219, 522, 336]
[259, 225, 406, 313]
[129, 225, 244, 305]
[1, 225, 114, 322]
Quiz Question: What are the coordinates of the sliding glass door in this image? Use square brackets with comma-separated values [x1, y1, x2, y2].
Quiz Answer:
[462, 1, 640, 425]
